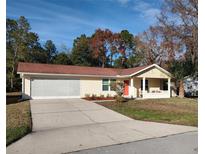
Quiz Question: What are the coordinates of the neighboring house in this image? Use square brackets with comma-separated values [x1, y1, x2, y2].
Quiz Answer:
[184, 75, 198, 97]
[17, 62, 177, 99]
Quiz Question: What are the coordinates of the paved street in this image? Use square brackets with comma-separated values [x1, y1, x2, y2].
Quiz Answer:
[71, 131, 198, 154]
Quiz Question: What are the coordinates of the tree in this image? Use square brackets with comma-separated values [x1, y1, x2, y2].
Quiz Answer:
[6, 16, 40, 91]
[157, 0, 198, 70]
[156, 0, 198, 97]
[91, 29, 113, 67]
[28, 46, 48, 63]
[90, 29, 135, 68]
[53, 52, 72, 65]
[118, 30, 134, 67]
[113, 30, 135, 68]
[134, 27, 167, 66]
[170, 59, 194, 97]
[44, 40, 57, 63]
[71, 34, 97, 66]
[126, 52, 144, 68]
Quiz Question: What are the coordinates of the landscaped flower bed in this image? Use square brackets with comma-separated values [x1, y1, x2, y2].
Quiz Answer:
[83, 97, 115, 101]
[83, 94, 116, 101]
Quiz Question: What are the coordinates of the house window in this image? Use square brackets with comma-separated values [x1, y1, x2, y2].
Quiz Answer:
[102, 79, 109, 91]
[102, 79, 116, 91]
[141, 79, 148, 91]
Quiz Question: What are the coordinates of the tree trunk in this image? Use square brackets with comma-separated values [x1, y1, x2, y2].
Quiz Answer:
[110, 53, 113, 66]
[10, 45, 17, 90]
[10, 78, 13, 89]
[102, 62, 105, 68]
[179, 80, 184, 98]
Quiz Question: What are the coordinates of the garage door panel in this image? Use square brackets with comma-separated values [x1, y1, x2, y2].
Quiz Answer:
[31, 79, 80, 97]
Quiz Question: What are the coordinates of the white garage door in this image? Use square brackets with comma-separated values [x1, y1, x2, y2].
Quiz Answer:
[31, 78, 80, 99]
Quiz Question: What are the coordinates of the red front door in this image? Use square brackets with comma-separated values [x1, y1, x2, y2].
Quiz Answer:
[124, 80, 129, 95]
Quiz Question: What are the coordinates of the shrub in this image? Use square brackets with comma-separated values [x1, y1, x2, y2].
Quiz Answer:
[106, 94, 110, 98]
[116, 96, 126, 103]
[85, 94, 90, 98]
[110, 81, 124, 97]
[100, 94, 105, 98]
[91, 94, 97, 99]
[110, 81, 125, 103]
[114, 95, 118, 99]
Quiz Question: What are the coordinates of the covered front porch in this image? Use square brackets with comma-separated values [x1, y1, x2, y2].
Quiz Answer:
[123, 77, 171, 99]
[122, 64, 173, 99]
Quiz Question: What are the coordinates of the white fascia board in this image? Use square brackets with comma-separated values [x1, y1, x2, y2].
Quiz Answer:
[19, 73, 24, 78]
[17, 72, 120, 78]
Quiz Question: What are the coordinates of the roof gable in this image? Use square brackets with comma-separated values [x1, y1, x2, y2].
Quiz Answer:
[130, 64, 172, 78]
[136, 66, 171, 78]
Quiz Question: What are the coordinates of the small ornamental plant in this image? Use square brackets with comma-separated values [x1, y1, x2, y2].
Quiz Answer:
[100, 94, 105, 98]
[85, 94, 90, 98]
[110, 81, 125, 103]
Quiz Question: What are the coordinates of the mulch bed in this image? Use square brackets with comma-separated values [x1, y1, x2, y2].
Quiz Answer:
[83, 97, 115, 101]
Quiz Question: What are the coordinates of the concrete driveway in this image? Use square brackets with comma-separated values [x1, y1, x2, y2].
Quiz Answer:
[7, 99, 197, 154]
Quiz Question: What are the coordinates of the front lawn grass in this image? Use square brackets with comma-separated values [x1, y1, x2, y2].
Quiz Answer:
[96, 97, 197, 126]
[6, 101, 32, 146]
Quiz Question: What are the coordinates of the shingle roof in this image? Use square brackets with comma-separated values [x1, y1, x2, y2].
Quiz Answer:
[17, 62, 150, 76]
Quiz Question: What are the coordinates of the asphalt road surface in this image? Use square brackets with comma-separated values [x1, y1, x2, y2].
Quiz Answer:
[70, 131, 197, 154]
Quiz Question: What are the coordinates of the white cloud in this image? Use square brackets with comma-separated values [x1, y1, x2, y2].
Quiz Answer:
[114, 0, 160, 22]
[143, 8, 160, 18]
[133, 1, 150, 11]
[133, 1, 160, 23]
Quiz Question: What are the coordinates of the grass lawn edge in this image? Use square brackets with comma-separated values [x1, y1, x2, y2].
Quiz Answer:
[95, 97, 198, 127]
[6, 101, 32, 146]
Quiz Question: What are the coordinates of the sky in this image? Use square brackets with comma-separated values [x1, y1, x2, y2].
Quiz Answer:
[7, 0, 163, 50]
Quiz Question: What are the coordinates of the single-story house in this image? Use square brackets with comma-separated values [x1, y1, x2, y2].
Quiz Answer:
[17, 62, 177, 99]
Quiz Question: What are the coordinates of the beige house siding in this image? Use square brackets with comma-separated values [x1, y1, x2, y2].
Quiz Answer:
[149, 78, 161, 92]
[23, 76, 31, 99]
[20, 65, 177, 99]
[137, 67, 170, 78]
[80, 77, 117, 97]
[133, 78, 159, 95]
[134, 78, 141, 97]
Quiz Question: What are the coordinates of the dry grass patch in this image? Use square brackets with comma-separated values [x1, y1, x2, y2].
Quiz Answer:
[96, 97, 197, 126]
[6, 101, 32, 145]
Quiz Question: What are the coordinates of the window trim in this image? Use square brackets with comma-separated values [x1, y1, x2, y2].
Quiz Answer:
[102, 79, 109, 91]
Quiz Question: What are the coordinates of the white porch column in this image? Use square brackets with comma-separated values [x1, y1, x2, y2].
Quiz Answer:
[168, 78, 171, 98]
[130, 78, 136, 98]
[142, 77, 146, 98]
